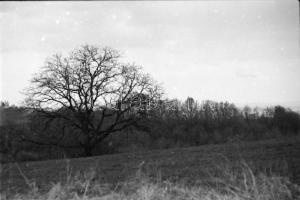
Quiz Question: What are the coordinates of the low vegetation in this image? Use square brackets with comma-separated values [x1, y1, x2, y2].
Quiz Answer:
[1, 137, 300, 199]
[1, 158, 300, 200]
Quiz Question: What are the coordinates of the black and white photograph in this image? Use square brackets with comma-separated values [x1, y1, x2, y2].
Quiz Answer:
[1, 1, 300, 199]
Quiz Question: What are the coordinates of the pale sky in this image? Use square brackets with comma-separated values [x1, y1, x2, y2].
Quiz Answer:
[0, 1, 299, 109]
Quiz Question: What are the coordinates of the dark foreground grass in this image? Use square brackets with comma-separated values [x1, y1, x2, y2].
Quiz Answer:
[1, 137, 300, 199]
[1, 159, 300, 200]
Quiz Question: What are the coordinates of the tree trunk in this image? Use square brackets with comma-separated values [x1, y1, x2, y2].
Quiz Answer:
[83, 145, 93, 157]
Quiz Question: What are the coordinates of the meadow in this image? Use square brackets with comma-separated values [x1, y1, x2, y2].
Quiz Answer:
[1, 137, 300, 200]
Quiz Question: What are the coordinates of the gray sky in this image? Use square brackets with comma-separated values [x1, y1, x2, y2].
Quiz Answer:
[0, 1, 299, 108]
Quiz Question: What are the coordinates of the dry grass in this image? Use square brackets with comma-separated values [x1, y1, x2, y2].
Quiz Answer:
[1, 138, 300, 199]
[1, 159, 300, 200]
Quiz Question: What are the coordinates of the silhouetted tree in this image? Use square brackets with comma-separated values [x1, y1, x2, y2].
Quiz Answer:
[25, 45, 162, 156]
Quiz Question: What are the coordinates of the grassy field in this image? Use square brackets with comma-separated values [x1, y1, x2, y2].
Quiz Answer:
[1, 137, 300, 199]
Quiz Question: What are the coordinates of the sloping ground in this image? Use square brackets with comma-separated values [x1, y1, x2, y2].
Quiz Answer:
[1, 137, 300, 194]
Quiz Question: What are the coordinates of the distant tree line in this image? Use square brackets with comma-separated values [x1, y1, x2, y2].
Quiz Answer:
[143, 97, 300, 148]
[1, 97, 300, 162]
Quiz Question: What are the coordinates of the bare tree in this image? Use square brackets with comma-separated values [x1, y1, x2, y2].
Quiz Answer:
[25, 45, 162, 156]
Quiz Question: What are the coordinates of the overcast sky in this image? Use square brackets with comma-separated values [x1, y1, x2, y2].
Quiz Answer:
[0, 1, 299, 108]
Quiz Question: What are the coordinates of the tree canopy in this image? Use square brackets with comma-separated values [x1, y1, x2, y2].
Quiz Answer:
[25, 45, 162, 155]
